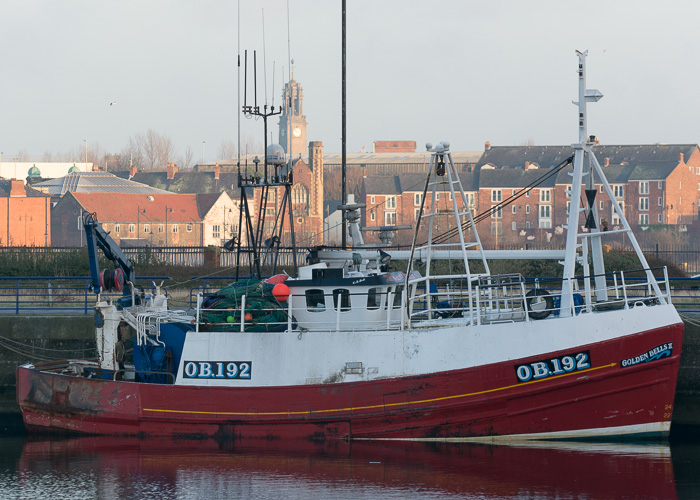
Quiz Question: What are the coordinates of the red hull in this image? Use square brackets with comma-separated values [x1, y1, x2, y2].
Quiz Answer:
[17, 322, 683, 440]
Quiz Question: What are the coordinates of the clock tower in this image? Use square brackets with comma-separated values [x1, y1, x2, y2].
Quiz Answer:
[279, 77, 307, 156]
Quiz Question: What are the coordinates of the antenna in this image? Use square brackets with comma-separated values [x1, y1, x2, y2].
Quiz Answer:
[237, 0, 241, 177]
[286, 0, 293, 166]
[262, 8, 268, 105]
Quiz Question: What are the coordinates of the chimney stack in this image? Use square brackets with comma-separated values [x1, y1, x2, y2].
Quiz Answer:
[129, 165, 137, 178]
[524, 161, 530, 170]
[10, 180, 25, 197]
[214, 163, 220, 180]
[484, 141, 491, 151]
[680, 152, 685, 163]
[166, 162, 178, 180]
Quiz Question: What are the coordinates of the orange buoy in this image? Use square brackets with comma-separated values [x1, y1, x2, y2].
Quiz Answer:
[272, 283, 290, 302]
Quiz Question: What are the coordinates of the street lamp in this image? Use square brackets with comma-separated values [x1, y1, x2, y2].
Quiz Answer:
[165, 205, 173, 246]
[137, 206, 146, 245]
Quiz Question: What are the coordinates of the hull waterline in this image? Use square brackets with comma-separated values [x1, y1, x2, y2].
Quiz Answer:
[17, 321, 683, 441]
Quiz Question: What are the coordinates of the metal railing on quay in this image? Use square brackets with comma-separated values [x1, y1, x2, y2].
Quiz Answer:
[0, 276, 172, 314]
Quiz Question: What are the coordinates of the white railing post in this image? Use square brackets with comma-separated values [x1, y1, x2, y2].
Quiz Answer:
[240, 295, 246, 332]
[287, 293, 293, 332]
[196, 293, 202, 333]
[620, 272, 629, 309]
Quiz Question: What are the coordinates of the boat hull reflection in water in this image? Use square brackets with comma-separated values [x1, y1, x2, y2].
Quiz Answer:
[10, 437, 677, 499]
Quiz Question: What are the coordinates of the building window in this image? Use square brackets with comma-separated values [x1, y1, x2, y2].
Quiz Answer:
[526, 189, 531, 198]
[526, 205, 530, 214]
[600, 201, 604, 210]
[658, 214, 663, 223]
[158, 224, 164, 233]
[511, 221, 517, 231]
[144, 224, 150, 234]
[386, 196, 396, 209]
[370, 196, 375, 204]
[658, 197, 663, 206]
[172, 224, 178, 234]
[213, 224, 221, 238]
[370, 211, 376, 222]
[414, 208, 421, 221]
[128, 224, 135, 233]
[491, 189, 502, 202]
[414, 193, 422, 206]
[512, 189, 517, 196]
[466, 192, 475, 207]
[186, 224, 192, 232]
[658, 181, 663, 189]
[639, 197, 649, 211]
[539, 189, 551, 203]
[384, 211, 396, 225]
[539, 205, 552, 228]
[565, 185, 571, 198]
[512, 205, 517, 214]
[639, 213, 649, 225]
[600, 185, 604, 193]
[491, 206, 502, 219]
[566, 201, 570, 214]
[292, 184, 309, 205]
[435, 192, 440, 201]
[526, 221, 531, 229]
[639, 181, 649, 194]
[613, 185, 624, 198]
[490, 221, 502, 235]
[114, 224, 120, 233]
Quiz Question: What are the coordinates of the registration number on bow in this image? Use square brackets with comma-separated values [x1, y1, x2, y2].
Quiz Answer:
[183, 361, 252, 379]
[514, 351, 590, 382]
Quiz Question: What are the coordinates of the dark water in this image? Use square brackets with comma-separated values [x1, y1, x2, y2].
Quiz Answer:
[1, 428, 700, 499]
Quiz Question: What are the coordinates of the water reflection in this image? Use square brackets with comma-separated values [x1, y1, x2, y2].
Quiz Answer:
[1, 436, 683, 499]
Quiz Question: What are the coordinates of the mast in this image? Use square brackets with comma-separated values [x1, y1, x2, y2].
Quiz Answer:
[560, 50, 665, 315]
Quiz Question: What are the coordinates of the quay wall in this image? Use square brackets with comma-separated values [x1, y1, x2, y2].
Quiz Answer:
[1, 315, 699, 427]
[0, 316, 94, 415]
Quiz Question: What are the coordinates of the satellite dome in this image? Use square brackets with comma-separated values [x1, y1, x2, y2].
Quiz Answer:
[267, 144, 286, 165]
[27, 165, 41, 178]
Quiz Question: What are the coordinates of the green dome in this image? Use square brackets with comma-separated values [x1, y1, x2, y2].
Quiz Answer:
[68, 164, 81, 173]
[27, 165, 41, 178]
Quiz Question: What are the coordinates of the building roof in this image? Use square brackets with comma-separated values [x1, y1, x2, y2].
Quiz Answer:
[33, 172, 170, 196]
[114, 171, 248, 199]
[0, 180, 50, 197]
[72, 192, 202, 223]
[479, 168, 558, 189]
[201, 150, 482, 168]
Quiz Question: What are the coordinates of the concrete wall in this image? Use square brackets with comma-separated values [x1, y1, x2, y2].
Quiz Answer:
[0, 315, 94, 414]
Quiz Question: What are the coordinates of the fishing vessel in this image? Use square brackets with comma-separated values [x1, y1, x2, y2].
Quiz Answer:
[16, 51, 683, 441]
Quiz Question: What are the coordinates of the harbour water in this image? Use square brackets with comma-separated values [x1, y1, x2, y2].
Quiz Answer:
[2, 426, 700, 499]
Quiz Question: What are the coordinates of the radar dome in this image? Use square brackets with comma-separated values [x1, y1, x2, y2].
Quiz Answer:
[267, 144, 286, 165]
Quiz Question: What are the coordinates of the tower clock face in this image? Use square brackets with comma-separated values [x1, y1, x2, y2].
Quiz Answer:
[292, 127, 301, 137]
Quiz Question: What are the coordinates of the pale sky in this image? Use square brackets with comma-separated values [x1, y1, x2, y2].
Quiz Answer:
[2, 0, 699, 164]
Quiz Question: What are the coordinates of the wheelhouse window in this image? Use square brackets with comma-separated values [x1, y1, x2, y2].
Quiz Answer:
[333, 289, 351, 311]
[306, 289, 326, 312]
[367, 288, 380, 310]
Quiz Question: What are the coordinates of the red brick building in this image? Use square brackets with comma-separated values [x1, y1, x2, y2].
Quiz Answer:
[0, 180, 51, 246]
[361, 144, 700, 246]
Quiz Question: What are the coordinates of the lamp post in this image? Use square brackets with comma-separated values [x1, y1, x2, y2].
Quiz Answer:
[165, 205, 173, 246]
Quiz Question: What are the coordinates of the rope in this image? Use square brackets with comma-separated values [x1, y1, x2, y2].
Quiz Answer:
[0, 335, 97, 361]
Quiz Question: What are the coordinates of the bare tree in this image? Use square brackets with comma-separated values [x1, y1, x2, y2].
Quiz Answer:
[218, 140, 237, 161]
[42, 151, 53, 162]
[241, 134, 263, 155]
[124, 129, 175, 170]
[179, 147, 194, 170]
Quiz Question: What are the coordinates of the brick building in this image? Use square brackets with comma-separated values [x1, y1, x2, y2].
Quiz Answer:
[361, 143, 700, 246]
[51, 192, 205, 247]
[0, 180, 51, 246]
